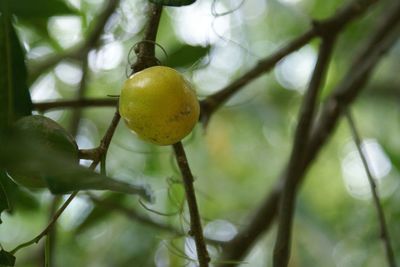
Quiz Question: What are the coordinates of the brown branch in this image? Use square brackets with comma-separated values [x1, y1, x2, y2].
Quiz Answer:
[345, 110, 397, 267]
[67, 0, 121, 137]
[199, 30, 314, 124]
[217, 1, 400, 266]
[69, 57, 89, 137]
[78, 148, 99, 160]
[131, 4, 163, 73]
[35, 195, 61, 267]
[273, 35, 336, 267]
[33, 98, 117, 112]
[200, 0, 379, 125]
[173, 142, 210, 267]
[28, 0, 120, 84]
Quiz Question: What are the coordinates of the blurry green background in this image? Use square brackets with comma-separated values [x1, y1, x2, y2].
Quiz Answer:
[1, 0, 400, 266]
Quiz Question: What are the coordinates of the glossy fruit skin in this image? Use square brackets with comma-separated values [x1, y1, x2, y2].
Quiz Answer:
[119, 66, 200, 146]
[7, 115, 79, 188]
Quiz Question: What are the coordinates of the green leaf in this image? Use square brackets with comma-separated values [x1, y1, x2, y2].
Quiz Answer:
[164, 44, 210, 68]
[9, 0, 76, 19]
[0, 4, 32, 131]
[0, 133, 154, 202]
[44, 169, 153, 203]
[0, 250, 15, 266]
[0, 171, 40, 214]
[149, 0, 196, 7]
[0, 172, 11, 224]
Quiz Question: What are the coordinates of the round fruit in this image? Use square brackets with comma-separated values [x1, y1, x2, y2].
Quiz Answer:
[119, 66, 200, 145]
[7, 115, 79, 188]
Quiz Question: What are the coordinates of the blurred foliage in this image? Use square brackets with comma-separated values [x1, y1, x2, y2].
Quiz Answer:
[164, 44, 210, 69]
[9, 0, 75, 19]
[0, 249, 16, 266]
[1, 0, 400, 266]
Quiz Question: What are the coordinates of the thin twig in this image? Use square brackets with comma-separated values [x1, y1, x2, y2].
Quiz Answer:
[273, 35, 336, 267]
[345, 110, 397, 267]
[28, 0, 120, 83]
[200, 0, 379, 125]
[97, 111, 121, 157]
[33, 98, 117, 112]
[35, 195, 61, 266]
[79, 148, 99, 160]
[44, 232, 50, 267]
[218, 1, 400, 265]
[32, 83, 400, 113]
[173, 142, 210, 267]
[199, 30, 315, 124]
[69, 57, 90, 137]
[71, 0, 120, 137]
[10, 191, 78, 254]
[68, 0, 121, 136]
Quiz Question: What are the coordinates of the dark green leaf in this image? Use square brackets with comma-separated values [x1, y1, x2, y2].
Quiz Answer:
[0, 172, 11, 224]
[0, 5, 32, 131]
[164, 44, 210, 68]
[9, 0, 76, 19]
[0, 132, 154, 202]
[149, 0, 196, 7]
[0, 170, 40, 214]
[0, 250, 15, 266]
[44, 169, 153, 203]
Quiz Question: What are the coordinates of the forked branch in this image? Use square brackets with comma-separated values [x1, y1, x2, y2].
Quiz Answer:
[200, 0, 379, 125]
[218, 1, 400, 265]
[33, 98, 117, 113]
[273, 35, 336, 267]
[345, 110, 397, 267]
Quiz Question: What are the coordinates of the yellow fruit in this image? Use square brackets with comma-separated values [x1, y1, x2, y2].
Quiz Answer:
[119, 66, 200, 145]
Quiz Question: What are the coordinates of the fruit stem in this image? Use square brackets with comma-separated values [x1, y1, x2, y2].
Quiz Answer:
[173, 142, 210, 267]
[131, 4, 163, 73]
